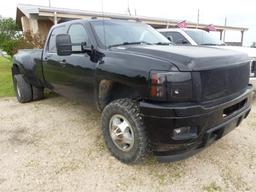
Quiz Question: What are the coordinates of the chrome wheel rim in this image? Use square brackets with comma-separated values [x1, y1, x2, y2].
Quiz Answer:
[109, 114, 135, 152]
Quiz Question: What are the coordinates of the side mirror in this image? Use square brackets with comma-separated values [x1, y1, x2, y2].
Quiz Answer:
[81, 42, 91, 52]
[181, 40, 189, 44]
[56, 34, 72, 56]
[167, 36, 173, 42]
[176, 39, 189, 45]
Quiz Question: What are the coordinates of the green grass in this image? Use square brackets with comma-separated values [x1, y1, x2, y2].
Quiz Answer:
[0, 57, 14, 97]
[203, 182, 222, 192]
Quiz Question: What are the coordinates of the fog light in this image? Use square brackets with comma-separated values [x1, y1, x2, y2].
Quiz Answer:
[174, 89, 180, 95]
[172, 126, 198, 140]
[174, 128, 182, 134]
[174, 126, 191, 135]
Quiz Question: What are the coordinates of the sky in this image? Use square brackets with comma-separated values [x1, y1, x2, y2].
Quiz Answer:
[0, 0, 255, 46]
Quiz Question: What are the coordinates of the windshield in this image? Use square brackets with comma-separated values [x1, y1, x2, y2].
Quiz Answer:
[91, 20, 170, 48]
[184, 30, 225, 45]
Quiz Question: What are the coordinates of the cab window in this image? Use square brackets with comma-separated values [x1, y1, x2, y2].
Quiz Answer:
[48, 26, 66, 53]
[166, 32, 190, 45]
[68, 24, 90, 51]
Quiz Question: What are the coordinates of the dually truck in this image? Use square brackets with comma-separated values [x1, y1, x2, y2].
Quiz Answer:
[12, 19, 253, 164]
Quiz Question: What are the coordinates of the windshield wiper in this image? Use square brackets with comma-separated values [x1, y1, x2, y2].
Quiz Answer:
[200, 43, 220, 46]
[154, 42, 173, 45]
[108, 41, 152, 48]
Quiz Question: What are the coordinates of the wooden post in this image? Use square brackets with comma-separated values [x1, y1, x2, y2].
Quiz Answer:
[54, 12, 58, 25]
[241, 31, 244, 46]
[220, 30, 223, 41]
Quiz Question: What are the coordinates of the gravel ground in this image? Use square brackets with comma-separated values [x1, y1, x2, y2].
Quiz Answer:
[0, 96, 255, 192]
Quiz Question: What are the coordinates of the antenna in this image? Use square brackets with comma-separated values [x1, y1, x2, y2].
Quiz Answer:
[196, 9, 200, 29]
[134, 0, 137, 16]
[101, 0, 107, 49]
[127, 0, 131, 16]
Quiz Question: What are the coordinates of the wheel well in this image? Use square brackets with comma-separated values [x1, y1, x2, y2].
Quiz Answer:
[98, 80, 140, 110]
[12, 64, 20, 75]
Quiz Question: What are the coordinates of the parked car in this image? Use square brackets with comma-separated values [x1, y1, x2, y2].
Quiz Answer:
[158, 28, 256, 77]
[12, 19, 253, 164]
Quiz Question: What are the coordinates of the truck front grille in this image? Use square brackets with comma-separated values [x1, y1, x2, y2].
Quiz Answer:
[200, 63, 250, 101]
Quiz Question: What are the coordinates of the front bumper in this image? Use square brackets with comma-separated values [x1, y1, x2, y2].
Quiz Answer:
[140, 85, 253, 161]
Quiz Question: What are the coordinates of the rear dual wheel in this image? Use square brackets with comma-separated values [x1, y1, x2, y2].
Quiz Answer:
[13, 74, 44, 103]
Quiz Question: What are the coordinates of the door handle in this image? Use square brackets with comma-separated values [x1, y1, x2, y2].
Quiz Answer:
[59, 59, 67, 66]
[44, 54, 52, 60]
[44, 56, 50, 60]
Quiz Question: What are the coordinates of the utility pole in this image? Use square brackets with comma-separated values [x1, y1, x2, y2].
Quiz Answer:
[127, 0, 131, 16]
[197, 9, 200, 29]
[48, 0, 51, 7]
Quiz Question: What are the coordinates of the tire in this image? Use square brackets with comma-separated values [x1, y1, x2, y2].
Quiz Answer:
[13, 74, 33, 103]
[32, 86, 44, 101]
[101, 99, 150, 164]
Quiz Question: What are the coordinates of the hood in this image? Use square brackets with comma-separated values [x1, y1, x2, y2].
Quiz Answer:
[112, 45, 250, 71]
[216, 46, 256, 58]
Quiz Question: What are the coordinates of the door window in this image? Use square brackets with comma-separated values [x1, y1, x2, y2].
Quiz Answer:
[68, 24, 90, 51]
[166, 32, 190, 45]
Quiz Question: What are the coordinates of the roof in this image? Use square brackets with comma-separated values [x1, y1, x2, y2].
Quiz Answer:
[52, 18, 147, 29]
[158, 28, 205, 32]
[158, 28, 186, 32]
[16, 4, 248, 32]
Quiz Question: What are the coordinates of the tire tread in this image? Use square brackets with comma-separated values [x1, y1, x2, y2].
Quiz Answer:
[101, 98, 151, 164]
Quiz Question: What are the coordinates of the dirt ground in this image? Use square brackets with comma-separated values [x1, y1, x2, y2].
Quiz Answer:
[0, 96, 255, 192]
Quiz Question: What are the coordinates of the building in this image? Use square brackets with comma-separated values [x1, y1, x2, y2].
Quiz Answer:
[16, 4, 248, 45]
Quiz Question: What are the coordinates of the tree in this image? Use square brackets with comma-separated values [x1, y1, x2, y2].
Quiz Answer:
[251, 42, 256, 48]
[0, 18, 21, 57]
[0, 17, 44, 57]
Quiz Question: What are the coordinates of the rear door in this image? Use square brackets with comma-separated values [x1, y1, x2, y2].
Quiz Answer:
[43, 23, 96, 104]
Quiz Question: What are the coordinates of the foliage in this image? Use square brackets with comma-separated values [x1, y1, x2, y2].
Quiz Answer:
[0, 18, 21, 57]
[14, 32, 44, 53]
[0, 17, 44, 57]
[0, 17, 20, 39]
[251, 42, 256, 48]
[0, 57, 14, 97]
[203, 182, 222, 192]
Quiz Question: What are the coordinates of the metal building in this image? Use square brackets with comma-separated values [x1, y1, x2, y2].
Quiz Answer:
[16, 4, 248, 45]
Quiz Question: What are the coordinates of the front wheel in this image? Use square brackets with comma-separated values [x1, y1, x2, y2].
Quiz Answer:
[101, 99, 150, 164]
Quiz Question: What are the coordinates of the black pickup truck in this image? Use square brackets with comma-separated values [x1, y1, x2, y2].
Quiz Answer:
[12, 19, 253, 164]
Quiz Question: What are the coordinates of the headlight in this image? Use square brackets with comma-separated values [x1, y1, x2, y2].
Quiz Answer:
[150, 71, 193, 101]
[250, 59, 256, 74]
